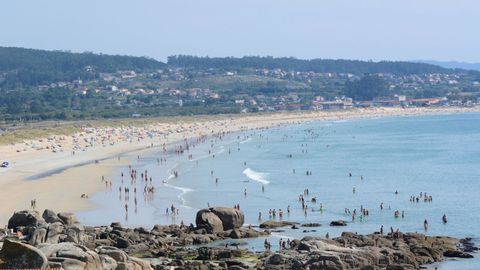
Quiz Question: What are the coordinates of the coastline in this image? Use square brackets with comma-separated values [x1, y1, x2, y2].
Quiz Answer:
[1, 106, 480, 227]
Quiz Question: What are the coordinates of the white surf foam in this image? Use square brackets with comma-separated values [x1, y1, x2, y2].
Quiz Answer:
[240, 137, 252, 144]
[243, 168, 270, 185]
[163, 183, 194, 209]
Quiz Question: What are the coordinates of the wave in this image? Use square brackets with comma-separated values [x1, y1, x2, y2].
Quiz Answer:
[162, 183, 194, 209]
[240, 137, 252, 144]
[243, 168, 270, 185]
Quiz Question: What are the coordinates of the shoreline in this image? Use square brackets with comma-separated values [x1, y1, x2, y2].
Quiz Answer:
[1, 106, 480, 227]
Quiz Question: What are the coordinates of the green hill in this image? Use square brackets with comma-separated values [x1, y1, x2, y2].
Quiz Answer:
[0, 47, 166, 87]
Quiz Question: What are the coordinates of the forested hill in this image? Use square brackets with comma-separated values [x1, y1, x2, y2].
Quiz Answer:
[0, 47, 166, 87]
[167, 55, 456, 75]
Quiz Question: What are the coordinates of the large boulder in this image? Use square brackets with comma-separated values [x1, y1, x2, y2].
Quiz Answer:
[0, 239, 48, 269]
[210, 207, 244, 230]
[195, 207, 244, 233]
[7, 210, 44, 229]
[196, 210, 224, 233]
[42, 209, 63, 223]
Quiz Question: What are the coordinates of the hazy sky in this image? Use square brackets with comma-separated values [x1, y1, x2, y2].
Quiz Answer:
[1, 0, 479, 62]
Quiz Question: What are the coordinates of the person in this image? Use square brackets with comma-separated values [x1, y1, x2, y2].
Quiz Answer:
[264, 239, 271, 251]
[442, 214, 448, 224]
[424, 219, 429, 231]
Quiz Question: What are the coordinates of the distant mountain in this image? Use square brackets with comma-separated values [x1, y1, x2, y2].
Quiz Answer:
[168, 55, 456, 75]
[416, 60, 480, 72]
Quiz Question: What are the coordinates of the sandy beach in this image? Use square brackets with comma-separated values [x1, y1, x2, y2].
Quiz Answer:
[1, 106, 479, 226]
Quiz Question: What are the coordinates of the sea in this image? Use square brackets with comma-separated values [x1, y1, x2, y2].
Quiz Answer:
[78, 112, 480, 269]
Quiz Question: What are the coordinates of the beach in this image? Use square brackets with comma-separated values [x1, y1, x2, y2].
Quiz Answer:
[1, 106, 480, 227]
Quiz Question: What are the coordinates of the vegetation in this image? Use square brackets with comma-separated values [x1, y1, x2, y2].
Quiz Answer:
[345, 75, 388, 101]
[0, 47, 165, 88]
[0, 47, 478, 123]
[168, 55, 454, 75]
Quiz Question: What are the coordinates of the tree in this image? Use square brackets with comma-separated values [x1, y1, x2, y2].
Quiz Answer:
[344, 74, 388, 101]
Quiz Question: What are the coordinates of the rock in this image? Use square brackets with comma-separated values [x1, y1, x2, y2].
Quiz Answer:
[58, 212, 78, 225]
[99, 254, 118, 270]
[111, 222, 123, 229]
[330, 220, 347, 226]
[49, 256, 86, 270]
[209, 207, 244, 230]
[38, 242, 103, 270]
[42, 209, 63, 223]
[195, 209, 225, 233]
[45, 222, 65, 244]
[65, 224, 85, 244]
[301, 223, 321, 227]
[129, 256, 153, 270]
[29, 227, 47, 246]
[7, 210, 44, 229]
[97, 246, 129, 262]
[0, 239, 48, 269]
[229, 229, 242, 239]
[197, 247, 234, 261]
[265, 254, 286, 265]
[444, 249, 474, 258]
[116, 237, 130, 248]
[259, 220, 299, 229]
[386, 265, 415, 270]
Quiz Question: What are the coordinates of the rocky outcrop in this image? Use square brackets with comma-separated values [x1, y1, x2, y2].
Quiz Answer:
[196, 207, 244, 232]
[258, 232, 476, 270]
[1, 209, 475, 270]
[0, 239, 48, 269]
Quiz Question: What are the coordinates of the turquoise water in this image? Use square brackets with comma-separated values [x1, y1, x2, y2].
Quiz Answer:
[78, 113, 480, 269]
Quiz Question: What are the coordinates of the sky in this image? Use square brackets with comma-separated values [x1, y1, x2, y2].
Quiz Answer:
[1, 0, 479, 62]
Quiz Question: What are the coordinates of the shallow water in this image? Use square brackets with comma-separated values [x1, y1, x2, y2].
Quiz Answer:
[78, 113, 480, 268]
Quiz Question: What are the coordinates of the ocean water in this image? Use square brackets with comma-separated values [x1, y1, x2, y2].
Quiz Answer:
[78, 113, 480, 269]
